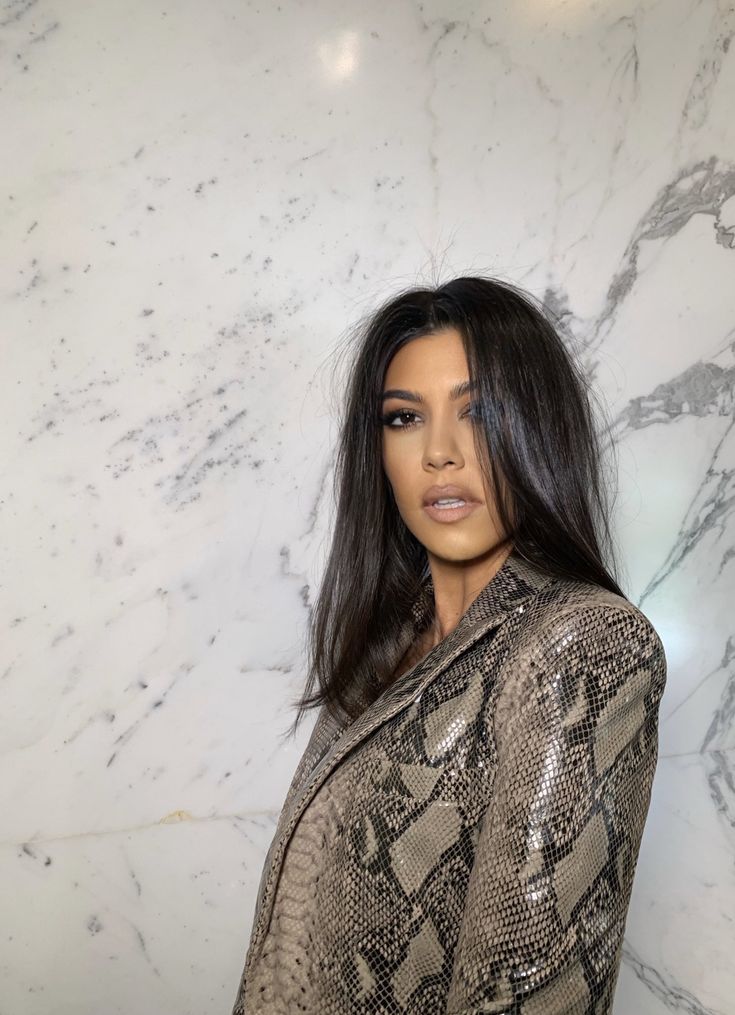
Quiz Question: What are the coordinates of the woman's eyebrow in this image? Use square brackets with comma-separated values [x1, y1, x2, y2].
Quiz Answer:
[381, 379, 477, 403]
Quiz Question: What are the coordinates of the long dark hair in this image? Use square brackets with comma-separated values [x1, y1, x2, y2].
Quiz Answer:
[283, 275, 625, 737]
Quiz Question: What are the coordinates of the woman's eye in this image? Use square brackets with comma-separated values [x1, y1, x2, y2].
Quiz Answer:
[380, 405, 482, 429]
[380, 409, 419, 429]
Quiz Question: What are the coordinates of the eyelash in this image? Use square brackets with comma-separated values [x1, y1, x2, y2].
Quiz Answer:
[379, 404, 481, 430]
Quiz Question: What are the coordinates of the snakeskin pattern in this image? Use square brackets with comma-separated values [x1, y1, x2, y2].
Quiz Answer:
[230, 548, 667, 1014]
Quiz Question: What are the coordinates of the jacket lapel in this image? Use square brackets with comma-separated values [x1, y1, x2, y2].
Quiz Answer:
[245, 548, 556, 966]
[292, 548, 554, 807]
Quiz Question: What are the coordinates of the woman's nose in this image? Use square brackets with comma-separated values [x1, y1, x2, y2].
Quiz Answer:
[421, 421, 465, 469]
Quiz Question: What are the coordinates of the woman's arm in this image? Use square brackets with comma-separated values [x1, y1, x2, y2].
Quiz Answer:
[446, 602, 667, 1015]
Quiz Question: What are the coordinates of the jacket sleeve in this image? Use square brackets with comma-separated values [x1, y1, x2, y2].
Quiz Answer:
[445, 602, 667, 1015]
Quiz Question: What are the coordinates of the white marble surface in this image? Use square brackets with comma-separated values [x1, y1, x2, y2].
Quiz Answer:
[1, 0, 733, 1012]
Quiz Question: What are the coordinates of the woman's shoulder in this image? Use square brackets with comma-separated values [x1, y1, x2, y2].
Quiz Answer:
[489, 574, 668, 735]
[515, 572, 667, 669]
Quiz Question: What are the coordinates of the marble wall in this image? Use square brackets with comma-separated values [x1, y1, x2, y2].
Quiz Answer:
[2, 1, 733, 1012]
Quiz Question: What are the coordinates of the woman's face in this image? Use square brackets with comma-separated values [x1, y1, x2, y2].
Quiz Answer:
[380, 327, 510, 566]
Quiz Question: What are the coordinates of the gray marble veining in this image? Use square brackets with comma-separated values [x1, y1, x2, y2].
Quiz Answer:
[1, 0, 733, 1012]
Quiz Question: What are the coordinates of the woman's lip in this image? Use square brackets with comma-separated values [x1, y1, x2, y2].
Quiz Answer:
[423, 500, 481, 523]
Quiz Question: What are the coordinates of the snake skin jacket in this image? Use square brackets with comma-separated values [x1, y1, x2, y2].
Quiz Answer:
[231, 547, 667, 1014]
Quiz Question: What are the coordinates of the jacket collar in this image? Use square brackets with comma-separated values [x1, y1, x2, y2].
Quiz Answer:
[408, 543, 552, 641]
[283, 546, 553, 844]
[246, 545, 556, 964]
[362, 543, 555, 723]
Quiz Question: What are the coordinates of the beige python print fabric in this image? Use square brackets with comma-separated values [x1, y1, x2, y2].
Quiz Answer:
[231, 550, 667, 1013]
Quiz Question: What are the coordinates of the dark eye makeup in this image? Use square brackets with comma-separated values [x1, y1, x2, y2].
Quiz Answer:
[379, 404, 481, 429]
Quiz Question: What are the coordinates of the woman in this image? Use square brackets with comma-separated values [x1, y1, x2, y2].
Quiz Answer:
[230, 276, 667, 1014]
